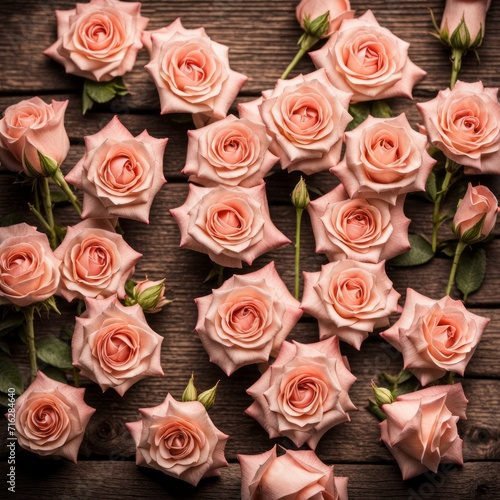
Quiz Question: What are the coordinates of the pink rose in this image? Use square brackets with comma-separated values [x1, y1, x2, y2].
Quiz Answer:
[170, 183, 290, 268]
[14, 371, 95, 463]
[417, 80, 500, 174]
[44, 0, 149, 82]
[440, 0, 491, 44]
[307, 184, 410, 263]
[143, 18, 247, 120]
[380, 384, 468, 480]
[296, 0, 354, 38]
[194, 261, 303, 375]
[381, 288, 490, 386]
[238, 445, 348, 500]
[126, 393, 229, 486]
[65, 116, 167, 223]
[331, 114, 436, 204]
[72, 295, 164, 395]
[245, 337, 356, 449]
[0, 223, 61, 307]
[310, 10, 426, 103]
[54, 218, 142, 302]
[301, 260, 400, 349]
[0, 97, 69, 175]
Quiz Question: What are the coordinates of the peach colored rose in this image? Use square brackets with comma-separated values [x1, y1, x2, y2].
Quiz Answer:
[441, 0, 491, 44]
[72, 295, 164, 395]
[310, 10, 426, 103]
[301, 260, 400, 349]
[238, 445, 349, 500]
[65, 116, 167, 223]
[307, 184, 410, 263]
[54, 218, 142, 302]
[417, 80, 500, 175]
[296, 0, 354, 38]
[44, 0, 149, 82]
[381, 288, 490, 386]
[194, 261, 302, 375]
[143, 18, 247, 120]
[331, 114, 436, 204]
[126, 393, 228, 486]
[0, 97, 69, 175]
[14, 371, 95, 463]
[380, 384, 468, 480]
[0, 223, 61, 307]
[170, 183, 290, 268]
[246, 337, 356, 449]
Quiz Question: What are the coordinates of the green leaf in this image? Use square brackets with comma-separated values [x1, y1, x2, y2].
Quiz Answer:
[42, 365, 68, 384]
[389, 234, 434, 266]
[370, 100, 393, 118]
[0, 354, 24, 394]
[36, 337, 73, 370]
[367, 400, 387, 421]
[84, 77, 128, 103]
[50, 190, 70, 204]
[82, 87, 94, 115]
[0, 212, 29, 227]
[0, 338, 10, 355]
[347, 102, 371, 131]
[0, 392, 10, 408]
[0, 315, 25, 336]
[456, 246, 486, 301]
[425, 169, 438, 202]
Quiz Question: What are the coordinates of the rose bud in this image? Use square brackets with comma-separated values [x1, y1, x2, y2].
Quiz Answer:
[126, 278, 171, 313]
[182, 373, 198, 402]
[197, 380, 219, 411]
[371, 380, 394, 407]
[291, 177, 310, 210]
[296, 0, 354, 38]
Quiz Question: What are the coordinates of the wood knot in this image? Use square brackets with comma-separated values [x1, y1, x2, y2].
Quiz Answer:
[460, 423, 500, 460]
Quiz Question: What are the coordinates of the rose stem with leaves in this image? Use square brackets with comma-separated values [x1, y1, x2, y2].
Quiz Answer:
[23, 305, 37, 382]
[39, 177, 58, 248]
[446, 240, 467, 296]
[292, 177, 310, 300]
[52, 168, 82, 216]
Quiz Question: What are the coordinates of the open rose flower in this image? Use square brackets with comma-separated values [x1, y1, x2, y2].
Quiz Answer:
[14, 371, 95, 463]
[0, 223, 61, 307]
[65, 116, 167, 223]
[296, 0, 354, 38]
[381, 288, 490, 386]
[194, 261, 302, 375]
[310, 10, 426, 102]
[301, 260, 400, 349]
[380, 384, 468, 480]
[238, 446, 348, 500]
[331, 114, 436, 204]
[170, 183, 290, 268]
[143, 18, 247, 121]
[246, 337, 356, 449]
[44, 0, 149, 82]
[126, 393, 228, 486]
[307, 184, 410, 263]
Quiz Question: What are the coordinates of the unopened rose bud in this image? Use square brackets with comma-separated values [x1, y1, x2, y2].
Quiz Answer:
[128, 278, 171, 313]
[22, 150, 60, 178]
[292, 177, 310, 210]
[303, 11, 330, 39]
[371, 380, 394, 406]
[182, 373, 198, 402]
[197, 381, 219, 411]
[296, 0, 354, 39]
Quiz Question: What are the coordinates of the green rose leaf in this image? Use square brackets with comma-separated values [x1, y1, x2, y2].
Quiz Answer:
[82, 77, 129, 114]
[370, 100, 393, 119]
[389, 234, 434, 266]
[42, 365, 68, 384]
[347, 102, 371, 130]
[36, 337, 73, 370]
[425, 169, 438, 202]
[0, 353, 24, 394]
[456, 246, 487, 301]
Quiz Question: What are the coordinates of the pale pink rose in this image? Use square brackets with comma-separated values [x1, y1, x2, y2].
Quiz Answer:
[331, 114, 436, 204]
[182, 115, 279, 187]
[296, 0, 354, 38]
[307, 184, 410, 263]
[238, 445, 349, 500]
[0, 97, 69, 175]
[143, 18, 247, 120]
[301, 260, 400, 349]
[441, 0, 491, 43]
[65, 116, 167, 223]
[44, 0, 149, 82]
[72, 295, 164, 395]
[126, 393, 228, 486]
[0, 223, 61, 307]
[379, 384, 468, 480]
[417, 80, 500, 174]
[245, 337, 356, 449]
[54, 218, 142, 302]
[14, 371, 95, 463]
[194, 262, 302, 375]
[170, 183, 290, 268]
[310, 10, 426, 103]
[381, 288, 490, 386]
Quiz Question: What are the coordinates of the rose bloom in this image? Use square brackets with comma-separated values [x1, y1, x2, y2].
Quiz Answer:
[381, 288, 490, 386]
[194, 261, 302, 375]
[0, 223, 60, 307]
[126, 394, 229, 486]
[72, 295, 164, 395]
[44, 0, 149, 82]
[417, 80, 500, 175]
[65, 116, 167, 223]
[238, 69, 352, 174]
[310, 10, 426, 103]
[143, 18, 247, 120]
[296, 0, 354, 38]
[307, 184, 410, 263]
[380, 384, 468, 480]
[0, 97, 69, 175]
[170, 183, 290, 268]
[441, 0, 491, 44]
[238, 446, 348, 500]
[54, 218, 142, 302]
[14, 371, 95, 463]
[331, 114, 436, 204]
[301, 260, 400, 349]
[246, 337, 356, 449]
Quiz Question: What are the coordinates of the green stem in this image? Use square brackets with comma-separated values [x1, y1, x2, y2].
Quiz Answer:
[23, 306, 37, 382]
[450, 48, 463, 89]
[28, 203, 53, 234]
[39, 177, 57, 248]
[446, 240, 467, 296]
[73, 367, 80, 388]
[431, 166, 454, 253]
[51, 168, 82, 216]
[281, 47, 308, 80]
[281, 33, 320, 80]
[294, 208, 304, 300]
[216, 265, 225, 288]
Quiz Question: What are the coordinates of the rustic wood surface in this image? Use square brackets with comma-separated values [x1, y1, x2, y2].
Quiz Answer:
[0, 0, 499, 499]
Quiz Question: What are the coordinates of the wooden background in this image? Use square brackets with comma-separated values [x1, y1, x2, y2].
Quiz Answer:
[0, 0, 499, 498]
